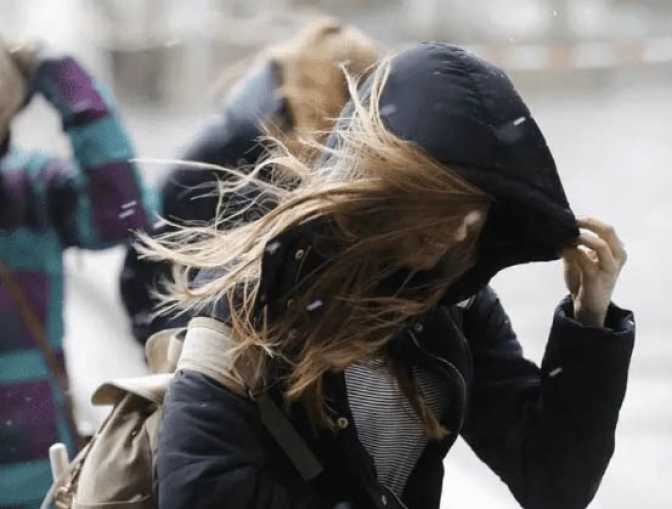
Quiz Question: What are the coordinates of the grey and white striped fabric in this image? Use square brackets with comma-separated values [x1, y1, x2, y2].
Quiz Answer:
[344, 358, 448, 497]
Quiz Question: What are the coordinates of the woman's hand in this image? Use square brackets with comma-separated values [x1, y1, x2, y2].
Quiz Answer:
[561, 217, 628, 328]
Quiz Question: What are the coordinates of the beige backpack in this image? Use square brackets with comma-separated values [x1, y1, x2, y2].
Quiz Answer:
[41, 317, 322, 509]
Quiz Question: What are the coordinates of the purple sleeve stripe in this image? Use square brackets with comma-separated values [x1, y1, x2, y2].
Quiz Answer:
[0, 272, 49, 344]
[40, 58, 110, 129]
[0, 379, 62, 465]
[86, 160, 150, 243]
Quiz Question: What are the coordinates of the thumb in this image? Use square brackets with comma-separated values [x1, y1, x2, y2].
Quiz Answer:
[561, 248, 582, 297]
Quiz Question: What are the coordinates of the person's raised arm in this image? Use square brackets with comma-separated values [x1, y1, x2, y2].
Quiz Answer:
[461, 218, 634, 509]
[10, 43, 153, 248]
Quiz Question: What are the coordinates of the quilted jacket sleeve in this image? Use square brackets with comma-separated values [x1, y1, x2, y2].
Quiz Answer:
[460, 286, 634, 509]
[158, 369, 295, 509]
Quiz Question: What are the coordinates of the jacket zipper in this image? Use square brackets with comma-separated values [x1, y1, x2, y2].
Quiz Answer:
[409, 330, 467, 433]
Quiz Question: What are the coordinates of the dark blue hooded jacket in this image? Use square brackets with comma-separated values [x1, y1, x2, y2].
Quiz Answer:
[157, 44, 635, 509]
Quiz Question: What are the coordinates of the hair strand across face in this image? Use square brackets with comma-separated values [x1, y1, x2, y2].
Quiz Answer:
[138, 58, 490, 437]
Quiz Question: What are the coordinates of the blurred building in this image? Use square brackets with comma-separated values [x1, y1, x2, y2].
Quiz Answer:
[2, 0, 671, 110]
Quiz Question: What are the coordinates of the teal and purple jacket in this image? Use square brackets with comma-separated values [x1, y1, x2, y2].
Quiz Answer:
[0, 56, 152, 508]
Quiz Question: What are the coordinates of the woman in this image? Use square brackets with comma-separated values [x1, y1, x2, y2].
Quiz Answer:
[0, 41, 151, 509]
[144, 44, 634, 509]
[120, 19, 380, 343]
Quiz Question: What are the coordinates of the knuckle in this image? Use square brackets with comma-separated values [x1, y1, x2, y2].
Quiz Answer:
[595, 237, 609, 249]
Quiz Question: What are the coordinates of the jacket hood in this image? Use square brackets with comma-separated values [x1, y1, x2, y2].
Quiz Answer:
[203, 44, 581, 316]
[221, 59, 289, 138]
[365, 43, 579, 302]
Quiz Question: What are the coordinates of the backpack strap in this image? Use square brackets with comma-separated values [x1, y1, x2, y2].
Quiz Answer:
[177, 317, 247, 395]
[178, 317, 324, 481]
[39, 410, 109, 509]
[256, 392, 323, 481]
[145, 327, 186, 374]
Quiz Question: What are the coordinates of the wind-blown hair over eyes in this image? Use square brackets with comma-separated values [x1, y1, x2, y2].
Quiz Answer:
[138, 57, 491, 438]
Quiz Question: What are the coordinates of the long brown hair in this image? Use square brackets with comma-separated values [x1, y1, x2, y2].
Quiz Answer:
[139, 58, 490, 438]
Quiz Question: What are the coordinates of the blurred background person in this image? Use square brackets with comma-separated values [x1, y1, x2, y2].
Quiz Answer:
[119, 18, 381, 345]
[0, 40, 152, 509]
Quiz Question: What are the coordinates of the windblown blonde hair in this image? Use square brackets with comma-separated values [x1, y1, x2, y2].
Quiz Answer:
[139, 58, 490, 438]
[215, 18, 381, 158]
[268, 18, 381, 151]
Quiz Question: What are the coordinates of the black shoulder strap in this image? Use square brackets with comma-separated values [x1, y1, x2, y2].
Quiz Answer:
[256, 393, 324, 481]
[179, 317, 324, 482]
